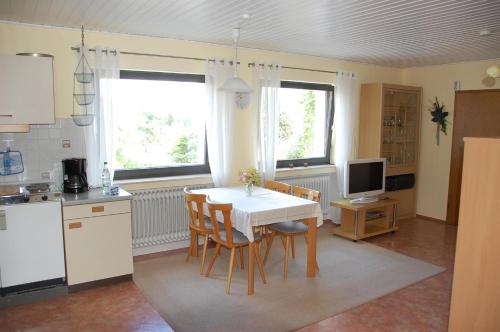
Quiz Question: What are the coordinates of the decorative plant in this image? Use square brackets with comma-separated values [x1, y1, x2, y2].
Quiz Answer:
[238, 167, 261, 186]
[429, 97, 449, 145]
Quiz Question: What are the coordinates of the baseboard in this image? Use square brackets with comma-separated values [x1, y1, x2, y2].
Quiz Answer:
[68, 274, 132, 293]
[416, 214, 446, 223]
[132, 239, 192, 256]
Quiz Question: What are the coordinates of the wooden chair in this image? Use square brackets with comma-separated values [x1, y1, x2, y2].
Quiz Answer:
[205, 199, 267, 294]
[184, 188, 213, 275]
[264, 179, 292, 194]
[263, 185, 321, 279]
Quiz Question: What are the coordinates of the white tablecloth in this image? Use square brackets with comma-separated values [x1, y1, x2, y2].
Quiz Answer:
[192, 186, 323, 242]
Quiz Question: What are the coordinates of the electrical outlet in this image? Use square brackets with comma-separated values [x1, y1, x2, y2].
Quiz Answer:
[62, 139, 71, 148]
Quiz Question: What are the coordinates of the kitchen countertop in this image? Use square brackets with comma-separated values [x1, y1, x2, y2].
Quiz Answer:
[62, 188, 132, 206]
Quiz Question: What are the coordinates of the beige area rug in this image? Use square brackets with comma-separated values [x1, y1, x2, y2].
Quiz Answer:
[133, 228, 445, 332]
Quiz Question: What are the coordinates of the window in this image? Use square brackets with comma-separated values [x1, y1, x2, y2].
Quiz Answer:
[113, 70, 209, 180]
[277, 81, 334, 168]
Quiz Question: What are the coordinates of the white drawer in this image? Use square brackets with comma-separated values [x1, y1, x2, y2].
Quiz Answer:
[63, 200, 131, 220]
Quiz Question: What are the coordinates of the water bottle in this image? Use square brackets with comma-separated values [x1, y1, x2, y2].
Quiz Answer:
[101, 162, 111, 195]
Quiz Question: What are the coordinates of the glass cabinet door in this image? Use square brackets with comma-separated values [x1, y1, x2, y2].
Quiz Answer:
[382, 89, 418, 168]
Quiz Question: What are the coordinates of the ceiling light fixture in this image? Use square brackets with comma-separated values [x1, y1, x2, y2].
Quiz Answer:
[219, 27, 252, 108]
[486, 65, 499, 78]
[479, 28, 492, 36]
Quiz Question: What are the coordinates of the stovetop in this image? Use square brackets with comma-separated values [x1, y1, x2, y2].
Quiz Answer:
[0, 183, 61, 205]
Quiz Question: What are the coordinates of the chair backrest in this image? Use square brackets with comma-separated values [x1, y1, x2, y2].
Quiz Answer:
[264, 179, 291, 194]
[184, 188, 209, 232]
[206, 198, 235, 247]
[292, 185, 321, 203]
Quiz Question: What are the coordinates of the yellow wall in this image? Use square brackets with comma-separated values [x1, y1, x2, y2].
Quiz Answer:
[3, 22, 499, 216]
[402, 60, 500, 220]
[0, 21, 403, 190]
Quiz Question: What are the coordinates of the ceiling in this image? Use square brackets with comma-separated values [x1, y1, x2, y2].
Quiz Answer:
[1, 0, 500, 67]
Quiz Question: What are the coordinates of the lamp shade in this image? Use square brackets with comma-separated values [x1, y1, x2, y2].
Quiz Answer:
[219, 76, 253, 93]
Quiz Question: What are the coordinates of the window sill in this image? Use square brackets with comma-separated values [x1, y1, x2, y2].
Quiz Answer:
[114, 173, 213, 191]
[114, 165, 336, 191]
[276, 164, 336, 178]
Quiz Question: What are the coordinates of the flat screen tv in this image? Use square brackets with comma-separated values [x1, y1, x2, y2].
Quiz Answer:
[344, 158, 386, 203]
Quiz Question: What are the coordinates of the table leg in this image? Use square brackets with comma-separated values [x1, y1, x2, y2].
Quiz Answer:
[306, 217, 317, 278]
[248, 242, 255, 295]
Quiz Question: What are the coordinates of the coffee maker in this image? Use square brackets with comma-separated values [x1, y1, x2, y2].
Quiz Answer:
[62, 158, 89, 194]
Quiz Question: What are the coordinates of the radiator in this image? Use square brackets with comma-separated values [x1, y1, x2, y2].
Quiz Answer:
[130, 184, 211, 249]
[277, 173, 334, 215]
[130, 174, 334, 251]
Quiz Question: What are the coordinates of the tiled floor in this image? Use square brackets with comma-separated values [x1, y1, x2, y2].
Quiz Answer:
[298, 218, 457, 332]
[0, 217, 456, 332]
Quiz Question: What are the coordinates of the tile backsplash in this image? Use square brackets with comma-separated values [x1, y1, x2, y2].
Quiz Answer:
[0, 118, 86, 186]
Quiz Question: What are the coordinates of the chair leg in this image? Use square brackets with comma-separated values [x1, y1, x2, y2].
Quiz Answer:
[263, 231, 275, 265]
[291, 236, 296, 258]
[239, 247, 245, 269]
[280, 235, 286, 249]
[200, 234, 209, 275]
[254, 242, 267, 284]
[284, 236, 290, 279]
[226, 248, 236, 294]
[185, 231, 194, 262]
[205, 243, 221, 277]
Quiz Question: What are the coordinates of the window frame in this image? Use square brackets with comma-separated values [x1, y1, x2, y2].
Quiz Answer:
[113, 70, 210, 180]
[276, 80, 335, 168]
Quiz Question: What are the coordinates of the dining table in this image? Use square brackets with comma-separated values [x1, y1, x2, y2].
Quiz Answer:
[192, 185, 323, 295]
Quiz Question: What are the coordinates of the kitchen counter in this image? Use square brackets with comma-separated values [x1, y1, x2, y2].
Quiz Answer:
[62, 188, 132, 206]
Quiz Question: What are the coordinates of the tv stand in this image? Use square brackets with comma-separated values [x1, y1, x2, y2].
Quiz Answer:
[330, 198, 399, 241]
[349, 197, 379, 204]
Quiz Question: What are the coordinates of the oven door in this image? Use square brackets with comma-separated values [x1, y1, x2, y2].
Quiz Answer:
[0, 201, 65, 289]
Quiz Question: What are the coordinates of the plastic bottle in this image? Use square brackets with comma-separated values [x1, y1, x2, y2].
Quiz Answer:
[101, 162, 111, 195]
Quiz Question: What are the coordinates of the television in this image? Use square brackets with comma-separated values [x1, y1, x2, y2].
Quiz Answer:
[344, 158, 386, 203]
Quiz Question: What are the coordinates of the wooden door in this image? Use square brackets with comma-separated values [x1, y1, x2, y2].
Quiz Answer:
[446, 90, 500, 225]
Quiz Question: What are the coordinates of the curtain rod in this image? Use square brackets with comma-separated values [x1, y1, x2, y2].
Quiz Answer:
[70, 46, 239, 64]
[248, 62, 338, 75]
[70, 46, 337, 74]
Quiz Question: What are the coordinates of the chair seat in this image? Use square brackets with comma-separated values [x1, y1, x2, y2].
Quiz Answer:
[214, 229, 262, 245]
[268, 221, 308, 234]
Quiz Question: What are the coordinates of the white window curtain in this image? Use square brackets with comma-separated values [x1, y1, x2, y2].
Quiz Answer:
[205, 60, 235, 187]
[332, 71, 360, 221]
[251, 63, 281, 181]
[82, 46, 120, 187]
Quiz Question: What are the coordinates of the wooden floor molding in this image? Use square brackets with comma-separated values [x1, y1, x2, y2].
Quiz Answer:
[416, 214, 446, 224]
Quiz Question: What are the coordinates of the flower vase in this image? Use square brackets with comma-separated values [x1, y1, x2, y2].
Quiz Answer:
[245, 183, 254, 196]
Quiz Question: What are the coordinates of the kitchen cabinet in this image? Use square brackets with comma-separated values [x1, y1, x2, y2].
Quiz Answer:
[0, 54, 55, 126]
[359, 83, 422, 219]
[63, 199, 133, 287]
[0, 201, 65, 291]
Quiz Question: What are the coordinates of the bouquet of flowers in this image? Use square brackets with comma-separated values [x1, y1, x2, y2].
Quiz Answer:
[239, 167, 261, 186]
[430, 96, 449, 145]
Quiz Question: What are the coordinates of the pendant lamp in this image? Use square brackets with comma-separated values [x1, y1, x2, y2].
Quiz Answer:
[219, 28, 252, 94]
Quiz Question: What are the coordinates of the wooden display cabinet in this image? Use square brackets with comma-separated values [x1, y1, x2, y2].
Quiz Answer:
[359, 83, 422, 219]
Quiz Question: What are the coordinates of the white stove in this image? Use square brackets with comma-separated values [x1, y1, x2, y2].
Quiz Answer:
[0, 183, 65, 295]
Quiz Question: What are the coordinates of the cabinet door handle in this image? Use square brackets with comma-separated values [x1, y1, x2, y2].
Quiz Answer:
[92, 206, 104, 213]
[68, 222, 82, 229]
[0, 114, 13, 118]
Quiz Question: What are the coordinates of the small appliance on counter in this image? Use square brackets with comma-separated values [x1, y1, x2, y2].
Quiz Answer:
[62, 158, 88, 194]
